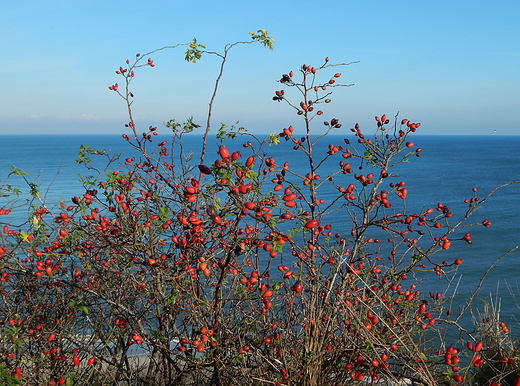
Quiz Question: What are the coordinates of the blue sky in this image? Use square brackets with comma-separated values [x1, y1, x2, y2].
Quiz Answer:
[0, 0, 519, 135]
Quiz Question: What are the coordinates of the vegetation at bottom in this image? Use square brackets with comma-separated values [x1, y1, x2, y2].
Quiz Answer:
[0, 31, 519, 386]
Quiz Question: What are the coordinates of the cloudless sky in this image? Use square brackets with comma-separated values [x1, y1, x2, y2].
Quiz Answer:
[1, 0, 519, 135]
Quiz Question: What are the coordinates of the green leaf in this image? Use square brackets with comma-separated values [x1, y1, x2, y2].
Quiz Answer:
[245, 169, 258, 180]
[0, 363, 21, 385]
[272, 241, 284, 253]
[166, 117, 200, 134]
[68, 296, 89, 314]
[159, 206, 172, 220]
[164, 293, 178, 305]
[75, 145, 92, 164]
[411, 253, 421, 263]
[185, 38, 206, 63]
[268, 132, 280, 146]
[78, 305, 89, 314]
[9, 166, 28, 176]
[76, 145, 108, 165]
[249, 30, 275, 50]
[28, 182, 40, 198]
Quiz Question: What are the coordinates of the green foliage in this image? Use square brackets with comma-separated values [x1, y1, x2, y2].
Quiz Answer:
[8, 167, 28, 176]
[68, 296, 89, 314]
[267, 132, 281, 146]
[0, 365, 20, 385]
[75, 145, 108, 165]
[165, 117, 201, 135]
[216, 123, 247, 141]
[249, 29, 275, 50]
[184, 38, 206, 63]
[0, 184, 21, 197]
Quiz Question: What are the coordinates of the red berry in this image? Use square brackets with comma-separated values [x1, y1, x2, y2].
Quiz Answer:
[304, 219, 319, 229]
[292, 281, 303, 293]
[218, 146, 229, 159]
[245, 156, 255, 167]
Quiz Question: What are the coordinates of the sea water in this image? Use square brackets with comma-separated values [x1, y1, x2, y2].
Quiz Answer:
[1, 134, 519, 331]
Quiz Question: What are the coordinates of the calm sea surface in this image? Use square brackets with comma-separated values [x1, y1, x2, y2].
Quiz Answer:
[1, 134, 519, 329]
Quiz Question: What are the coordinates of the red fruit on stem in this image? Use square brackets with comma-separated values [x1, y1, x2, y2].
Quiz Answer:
[246, 156, 255, 167]
[292, 281, 303, 292]
[305, 219, 319, 229]
[133, 332, 144, 344]
[198, 164, 212, 175]
[185, 186, 198, 195]
[244, 202, 256, 210]
[283, 193, 297, 201]
[238, 184, 252, 194]
[218, 146, 229, 159]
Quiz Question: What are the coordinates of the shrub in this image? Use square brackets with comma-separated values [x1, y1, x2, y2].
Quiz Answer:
[0, 31, 519, 386]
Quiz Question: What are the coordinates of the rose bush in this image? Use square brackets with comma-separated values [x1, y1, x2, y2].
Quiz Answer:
[0, 31, 519, 386]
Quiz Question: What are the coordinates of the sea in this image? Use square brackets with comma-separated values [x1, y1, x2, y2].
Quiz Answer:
[1, 134, 519, 334]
